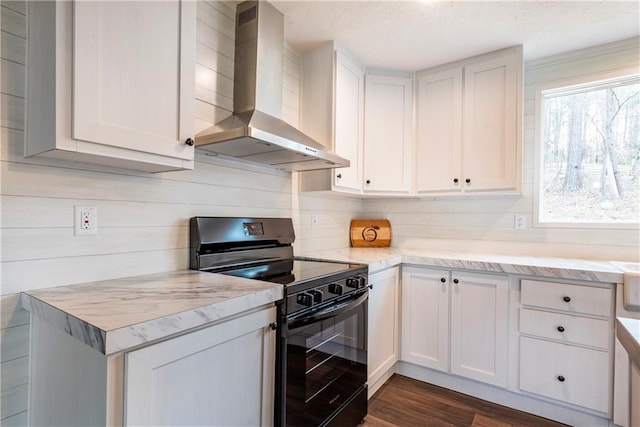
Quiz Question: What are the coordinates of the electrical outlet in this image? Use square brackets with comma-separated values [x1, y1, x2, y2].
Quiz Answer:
[514, 214, 526, 230]
[75, 206, 98, 235]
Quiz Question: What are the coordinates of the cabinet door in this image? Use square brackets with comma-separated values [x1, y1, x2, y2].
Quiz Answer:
[462, 54, 518, 191]
[450, 271, 508, 387]
[368, 267, 400, 392]
[73, 1, 195, 161]
[125, 307, 276, 426]
[401, 267, 449, 372]
[333, 50, 364, 192]
[415, 68, 463, 193]
[363, 74, 413, 193]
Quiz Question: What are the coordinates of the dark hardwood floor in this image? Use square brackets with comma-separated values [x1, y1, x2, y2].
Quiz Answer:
[363, 375, 568, 427]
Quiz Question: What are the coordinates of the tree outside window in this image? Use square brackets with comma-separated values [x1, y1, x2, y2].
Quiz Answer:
[539, 74, 640, 225]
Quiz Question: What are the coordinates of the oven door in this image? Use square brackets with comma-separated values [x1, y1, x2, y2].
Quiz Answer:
[282, 289, 368, 427]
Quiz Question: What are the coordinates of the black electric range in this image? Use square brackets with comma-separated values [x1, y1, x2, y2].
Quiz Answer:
[190, 217, 369, 427]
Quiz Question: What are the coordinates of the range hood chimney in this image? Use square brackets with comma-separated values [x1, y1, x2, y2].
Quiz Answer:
[195, 1, 349, 171]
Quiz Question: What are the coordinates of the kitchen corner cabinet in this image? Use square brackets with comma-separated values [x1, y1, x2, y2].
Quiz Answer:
[363, 73, 413, 194]
[367, 267, 400, 397]
[299, 42, 364, 194]
[28, 307, 276, 426]
[415, 46, 522, 195]
[26, 1, 196, 173]
[401, 266, 509, 388]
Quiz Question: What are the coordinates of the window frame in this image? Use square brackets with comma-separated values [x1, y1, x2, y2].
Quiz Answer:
[533, 65, 640, 230]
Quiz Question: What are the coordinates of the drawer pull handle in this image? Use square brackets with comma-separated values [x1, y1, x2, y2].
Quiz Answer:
[557, 326, 565, 332]
[562, 296, 571, 303]
[440, 277, 446, 283]
[453, 278, 459, 284]
[557, 375, 565, 382]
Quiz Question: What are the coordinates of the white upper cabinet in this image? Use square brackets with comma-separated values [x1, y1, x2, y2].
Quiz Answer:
[26, 1, 196, 173]
[415, 68, 463, 193]
[299, 45, 414, 196]
[299, 42, 364, 193]
[416, 46, 522, 195]
[363, 73, 413, 194]
[334, 50, 366, 192]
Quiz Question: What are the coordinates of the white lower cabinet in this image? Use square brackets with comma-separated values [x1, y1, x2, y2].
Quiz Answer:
[125, 307, 276, 426]
[401, 267, 509, 388]
[29, 306, 276, 426]
[632, 362, 640, 427]
[518, 279, 614, 415]
[520, 337, 610, 413]
[367, 267, 400, 396]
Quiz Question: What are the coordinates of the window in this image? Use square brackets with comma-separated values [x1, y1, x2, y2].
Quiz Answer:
[536, 72, 640, 226]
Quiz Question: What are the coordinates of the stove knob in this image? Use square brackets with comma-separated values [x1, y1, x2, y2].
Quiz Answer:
[297, 293, 313, 307]
[309, 289, 323, 304]
[357, 276, 367, 288]
[346, 278, 358, 288]
[328, 283, 343, 295]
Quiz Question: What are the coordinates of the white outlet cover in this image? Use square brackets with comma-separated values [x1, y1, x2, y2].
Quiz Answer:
[75, 206, 98, 235]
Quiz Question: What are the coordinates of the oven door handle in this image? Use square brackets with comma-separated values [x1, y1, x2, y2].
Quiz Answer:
[287, 290, 368, 329]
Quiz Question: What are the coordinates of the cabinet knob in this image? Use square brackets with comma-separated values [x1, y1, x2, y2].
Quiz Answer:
[269, 322, 277, 331]
[453, 178, 459, 184]
[366, 179, 371, 185]
[453, 278, 459, 284]
[337, 173, 342, 179]
[185, 138, 195, 146]
[557, 375, 565, 382]
[557, 326, 565, 332]
[563, 296, 571, 303]
[368, 284, 374, 290]
[440, 277, 446, 283]
[465, 178, 471, 184]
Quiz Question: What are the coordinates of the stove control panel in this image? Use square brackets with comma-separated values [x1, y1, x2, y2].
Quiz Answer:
[286, 274, 368, 315]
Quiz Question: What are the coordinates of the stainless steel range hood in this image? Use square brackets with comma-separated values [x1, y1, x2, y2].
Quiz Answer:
[195, 1, 349, 172]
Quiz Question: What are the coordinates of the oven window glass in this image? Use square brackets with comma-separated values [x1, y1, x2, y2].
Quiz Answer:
[285, 298, 367, 426]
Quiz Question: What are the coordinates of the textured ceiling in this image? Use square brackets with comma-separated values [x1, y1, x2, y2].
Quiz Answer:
[270, 1, 640, 71]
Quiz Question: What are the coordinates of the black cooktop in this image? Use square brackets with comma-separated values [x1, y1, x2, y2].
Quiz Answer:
[217, 258, 366, 287]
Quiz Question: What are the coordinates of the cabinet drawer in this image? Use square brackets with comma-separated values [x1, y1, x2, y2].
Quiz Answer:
[521, 279, 611, 317]
[520, 308, 610, 349]
[520, 336, 610, 413]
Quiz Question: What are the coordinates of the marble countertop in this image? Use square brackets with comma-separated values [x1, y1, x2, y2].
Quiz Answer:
[21, 270, 282, 355]
[22, 247, 635, 356]
[302, 247, 631, 283]
[617, 317, 640, 367]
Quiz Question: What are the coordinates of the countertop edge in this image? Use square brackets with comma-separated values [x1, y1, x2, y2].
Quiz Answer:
[22, 278, 283, 355]
[617, 317, 640, 368]
[104, 286, 282, 354]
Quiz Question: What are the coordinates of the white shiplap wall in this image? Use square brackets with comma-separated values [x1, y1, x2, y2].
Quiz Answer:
[0, 1, 362, 422]
[364, 38, 639, 262]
